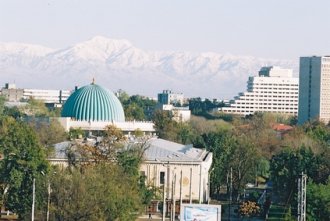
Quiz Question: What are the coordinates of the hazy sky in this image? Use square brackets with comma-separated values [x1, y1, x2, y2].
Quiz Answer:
[1, 0, 330, 60]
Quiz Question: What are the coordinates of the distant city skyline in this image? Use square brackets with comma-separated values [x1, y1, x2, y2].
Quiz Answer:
[1, 0, 330, 60]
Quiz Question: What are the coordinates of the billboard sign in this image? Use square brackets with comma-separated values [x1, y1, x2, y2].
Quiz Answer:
[180, 204, 221, 221]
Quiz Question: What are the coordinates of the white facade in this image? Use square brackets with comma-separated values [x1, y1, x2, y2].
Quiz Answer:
[219, 66, 299, 115]
[160, 104, 191, 122]
[298, 56, 330, 124]
[49, 138, 213, 203]
[23, 88, 71, 104]
[0, 83, 71, 104]
[57, 117, 155, 134]
[158, 90, 185, 106]
[140, 138, 213, 203]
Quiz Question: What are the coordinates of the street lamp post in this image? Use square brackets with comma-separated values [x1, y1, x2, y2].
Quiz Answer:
[228, 167, 232, 221]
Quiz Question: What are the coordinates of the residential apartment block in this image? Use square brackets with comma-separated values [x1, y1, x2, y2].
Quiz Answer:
[219, 66, 299, 115]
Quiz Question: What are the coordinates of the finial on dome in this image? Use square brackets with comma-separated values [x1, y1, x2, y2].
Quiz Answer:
[92, 78, 95, 85]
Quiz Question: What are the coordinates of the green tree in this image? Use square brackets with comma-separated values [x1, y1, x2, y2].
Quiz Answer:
[0, 117, 49, 219]
[133, 128, 144, 137]
[176, 122, 194, 144]
[304, 120, 330, 146]
[68, 127, 84, 140]
[51, 126, 153, 220]
[3, 106, 23, 119]
[153, 110, 178, 141]
[0, 95, 5, 116]
[125, 103, 145, 121]
[120, 93, 157, 121]
[117, 89, 130, 104]
[206, 130, 261, 199]
[237, 112, 282, 159]
[306, 181, 330, 221]
[29, 118, 67, 149]
[20, 98, 50, 117]
[283, 207, 295, 221]
[51, 164, 144, 221]
[206, 131, 236, 197]
[230, 136, 261, 197]
[188, 97, 219, 115]
[270, 146, 323, 202]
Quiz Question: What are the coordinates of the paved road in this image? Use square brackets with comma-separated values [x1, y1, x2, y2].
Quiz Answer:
[136, 214, 171, 221]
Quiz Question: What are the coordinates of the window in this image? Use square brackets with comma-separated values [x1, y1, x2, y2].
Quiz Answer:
[160, 172, 165, 184]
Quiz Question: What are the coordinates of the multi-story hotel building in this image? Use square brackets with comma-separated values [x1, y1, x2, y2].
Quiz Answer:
[298, 56, 330, 124]
[219, 66, 299, 115]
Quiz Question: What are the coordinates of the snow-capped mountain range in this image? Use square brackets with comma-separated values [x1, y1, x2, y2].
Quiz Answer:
[0, 36, 298, 99]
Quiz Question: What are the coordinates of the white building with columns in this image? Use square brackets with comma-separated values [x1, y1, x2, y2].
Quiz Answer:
[50, 137, 213, 204]
[141, 138, 213, 204]
[219, 66, 299, 115]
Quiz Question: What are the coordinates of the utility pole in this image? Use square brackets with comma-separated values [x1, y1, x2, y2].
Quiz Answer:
[46, 181, 51, 221]
[228, 167, 232, 221]
[297, 173, 307, 221]
[32, 178, 35, 221]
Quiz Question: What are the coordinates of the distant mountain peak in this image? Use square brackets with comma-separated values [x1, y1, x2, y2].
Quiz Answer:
[56, 36, 135, 61]
[0, 37, 298, 98]
[0, 42, 54, 57]
[83, 36, 133, 50]
[89, 36, 132, 45]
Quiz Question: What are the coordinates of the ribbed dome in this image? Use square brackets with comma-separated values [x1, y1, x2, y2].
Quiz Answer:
[61, 83, 125, 122]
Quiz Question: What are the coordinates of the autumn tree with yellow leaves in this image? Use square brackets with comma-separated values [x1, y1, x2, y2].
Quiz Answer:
[239, 201, 260, 219]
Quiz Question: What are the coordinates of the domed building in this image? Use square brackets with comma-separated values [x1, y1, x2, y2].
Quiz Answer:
[61, 83, 125, 122]
[53, 81, 213, 207]
[58, 81, 154, 135]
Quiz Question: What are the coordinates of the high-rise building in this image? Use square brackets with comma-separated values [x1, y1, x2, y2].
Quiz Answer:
[157, 90, 190, 122]
[158, 90, 184, 106]
[219, 66, 299, 115]
[298, 56, 330, 124]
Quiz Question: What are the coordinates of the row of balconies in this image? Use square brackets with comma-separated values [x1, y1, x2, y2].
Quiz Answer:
[221, 107, 297, 112]
[233, 102, 298, 106]
[230, 105, 297, 109]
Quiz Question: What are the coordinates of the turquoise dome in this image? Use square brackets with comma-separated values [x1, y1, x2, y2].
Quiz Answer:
[61, 83, 125, 122]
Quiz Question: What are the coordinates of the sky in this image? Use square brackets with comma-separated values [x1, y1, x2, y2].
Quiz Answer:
[1, 0, 330, 60]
